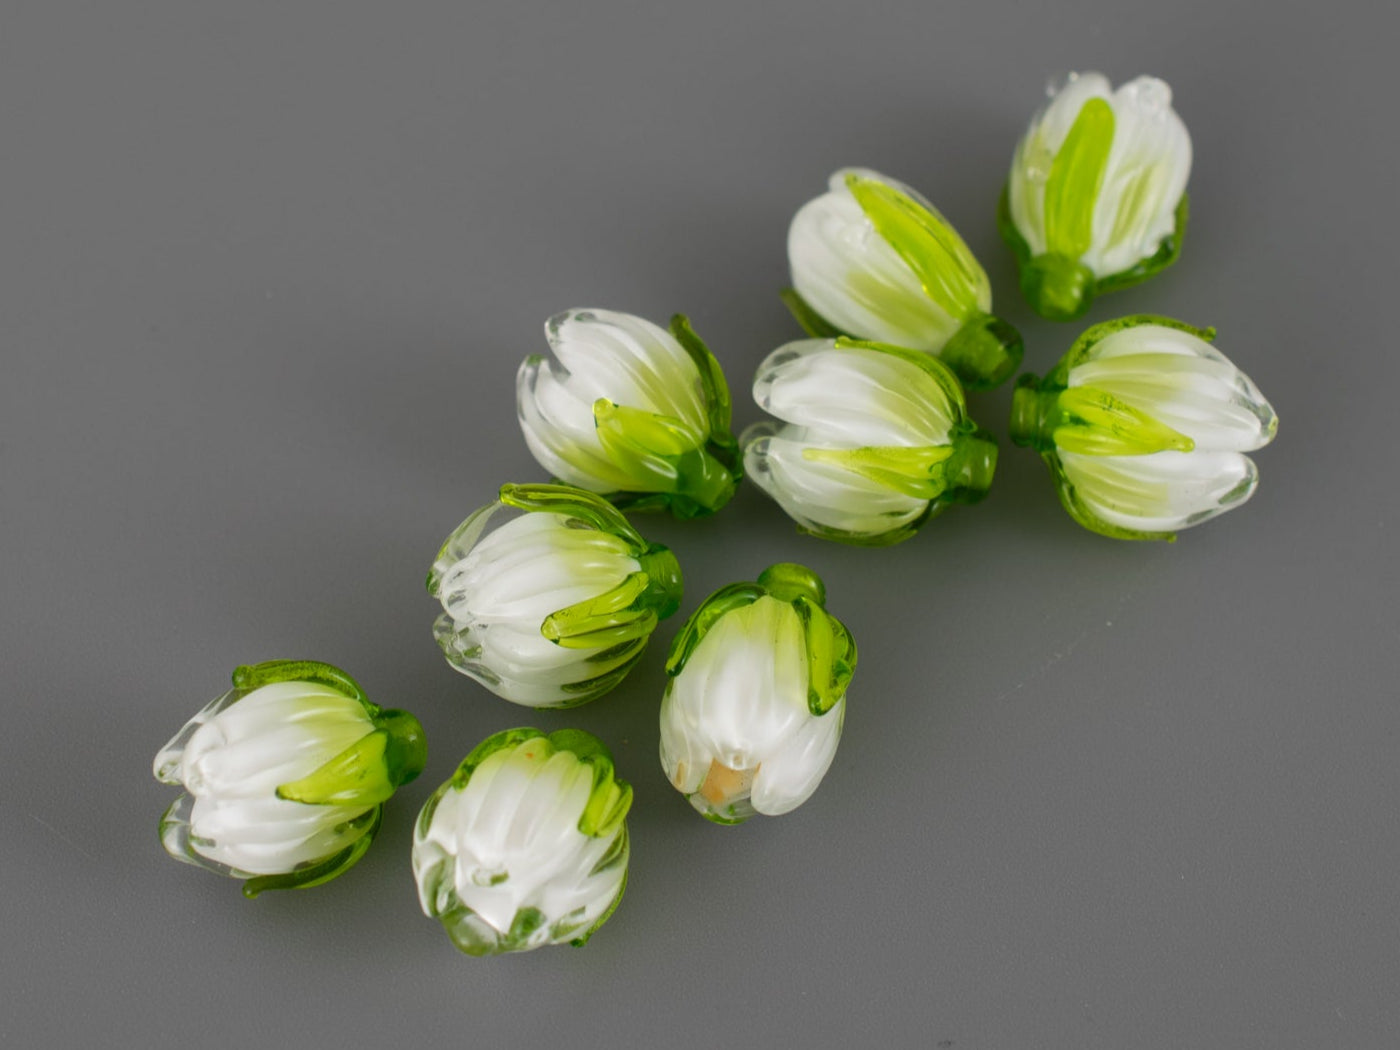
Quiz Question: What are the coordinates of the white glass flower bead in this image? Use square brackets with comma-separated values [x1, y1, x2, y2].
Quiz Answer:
[413, 728, 632, 956]
[659, 564, 856, 824]
[741, 337, 997, 545]
[517, 308, 742, 518]
[785, 167, 1022, 389]
[1001, 72, 1193, 321]
[153, 660, 426, 897]
[428, 483, 682, 708]
[1010, 316, 1278, 539]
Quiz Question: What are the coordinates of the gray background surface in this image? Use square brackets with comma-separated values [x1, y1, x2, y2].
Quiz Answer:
[5, 1, 1398, 1046]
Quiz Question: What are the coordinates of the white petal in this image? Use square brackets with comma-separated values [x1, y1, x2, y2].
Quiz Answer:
[1059, 448, 1259, 533]
[749, 699, 845, 816]
[664, 598, 810, 773]
[659, 684, 713, 796]
[788, 178, 963, 350]
[1083, 76, 1192, 276]
[178, 683, 373, 797]
[516, 354, 633, 492]
[187, 794, 372, 875]
[1070, 325, 1277, 451]
[744, 425, 928, 538]
[752, 339, 955, 446]
[1008, 72, 1115, 256]
[438, 511, 638, 624]
[545, 309, 706, 433]
[413, 742, 626, 944]
[436, 613, 644, 708]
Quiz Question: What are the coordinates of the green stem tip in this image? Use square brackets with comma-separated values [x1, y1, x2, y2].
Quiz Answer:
[939, 312, 1023, 390]
[757, 563, 826, 607]
[1021, 254, 1095, 323]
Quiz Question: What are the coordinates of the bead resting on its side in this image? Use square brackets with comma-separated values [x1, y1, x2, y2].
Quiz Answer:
[428, 483, 683, 708]
[412, 727, 632, 956]
[517, 308, 742, 518]
[153, 660, 426, 897]
[1010, 316, 1278, 539]
[742, 336, 997, 545]
[660, 564, 856, 824]
[786, 167, 1022, 389]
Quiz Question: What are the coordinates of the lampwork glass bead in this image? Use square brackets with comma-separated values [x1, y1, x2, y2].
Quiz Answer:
[153, 660, 426, 897]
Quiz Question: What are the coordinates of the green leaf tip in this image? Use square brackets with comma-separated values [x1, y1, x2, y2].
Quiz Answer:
[1044, 97, 1115, 261]
[843, 171, 988, 321]
[231, 660, 368, 704]
[498, 482, 646, 549]
[446, 727, 632, 839]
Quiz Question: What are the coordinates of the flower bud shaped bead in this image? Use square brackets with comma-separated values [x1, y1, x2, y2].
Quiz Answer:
[786, 167, 1022, 390]
[153, 660, 427, 897]
[413, 728, 632, 956]
[1010, 316, 1278, 540]
[517, 309, 743, 518]
[742, 337, 997, 545]
[428, 483, 683, 707]
[660, 564, 856, 824]
[1001, 73, 1192, 321]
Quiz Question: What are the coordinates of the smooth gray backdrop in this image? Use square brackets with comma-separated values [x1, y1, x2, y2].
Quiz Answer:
[5, 1, 1397, 1047]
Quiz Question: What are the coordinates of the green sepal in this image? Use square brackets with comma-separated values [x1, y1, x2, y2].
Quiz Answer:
[231, 660, 368, 705]
[664, 582, 767, 677]
[802, 444, 955, 500]
[791, 596, 857, 716]
[542, 572, 661, 650]
[803, 428, 997, 507]
[241, 806, 382, 899]
[564, 315, 742, 519]
[595, 399, 699, 459]
[497, 482, 647, 551]
[275, 706, 426, 806]
[803, 338, 1000, 519]
[550, 728, 633, 838]
[593, 398, 739, 519]
[1043, 97, 1115, 260]
[668, 314, 740, 471]
[844, 171, 988, 320]
[277, 732, 396, 806]
[779, 287, 844, 339]
[1052, 387, 1194, 456]
[998, 182, 1190, 320]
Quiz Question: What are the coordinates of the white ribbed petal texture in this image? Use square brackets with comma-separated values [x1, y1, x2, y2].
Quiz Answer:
[1009, 73, 1191, 277]
[432, 506, 642, 707]
[517, 308, 707, 494]
[743, 340, 959, 540]
[789, 168, 984, 350]
[1070, 324, 1277, 452]
[412, 738, 628, 955]
[660, 596, 845, 821]
[1059, 448, 1258, 534]
[1053, 322, 1277, 535]
[154, 682, 380, 876]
